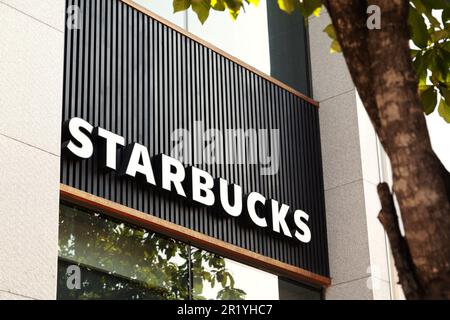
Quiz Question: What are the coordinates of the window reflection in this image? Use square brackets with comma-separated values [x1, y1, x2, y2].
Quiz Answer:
[57, 203, 321, 300]
[191, 247, 247, 300]
[58, 204, 190, 300]
[278, 278, 321, 300]
[193, 253, 279, 300]
[57, 204, 248, 300]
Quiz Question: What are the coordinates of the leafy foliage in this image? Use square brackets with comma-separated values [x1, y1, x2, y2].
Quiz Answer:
[410, 0, 450, 122]
[322, 23, 341, 53]
[175, 0, 450, 122]
[58, 204, 246, 300]
[173, 0, 258, 23]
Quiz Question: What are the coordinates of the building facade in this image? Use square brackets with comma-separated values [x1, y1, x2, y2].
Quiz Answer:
[0, 0, 403, 300]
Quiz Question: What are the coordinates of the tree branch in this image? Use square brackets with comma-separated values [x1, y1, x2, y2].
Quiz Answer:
[377, 182, 423, 299]
[438, 160, 450, 202]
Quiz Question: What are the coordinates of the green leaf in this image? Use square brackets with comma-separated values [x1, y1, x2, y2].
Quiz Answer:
[224, 0, 243, 20]
[246, 0, 259, 6]
[437, 56, 450, 82]
[211, 0, 226, 11]
[277, 0, 296, 14]
[220, 274, 227, 287]
[193, 278, 204, 294]
[323, 23, 341, 53]
[438, 98, 450, 123]
[423, 0, 450, 10]
[443, 41, 450, 53]
[430, 29, 450, 42]
[412, 0, 442, 28]
[173, 0, 191, 13]
[411, 49, 421, 58]
[192, 0, 211, 24]
[216, 270, 225, 286]
[323, 23, 336, 39]
[413, 52, 425, 77]
[303, 0, 322, 17]
[228, 272, 235, 288]
[443, 8, 450, 23]
[419, 86, 437, 114]
[408, 5, 429, 48]
[437, 47, 450, 66]
[330, 39, 342, 53]
[430, 52, 449, 84]
[440, 86, 450, 103]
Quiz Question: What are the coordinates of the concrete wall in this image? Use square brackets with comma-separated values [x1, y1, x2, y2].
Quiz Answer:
[308, 10, 397, 300]
[0, 0, 65, 300]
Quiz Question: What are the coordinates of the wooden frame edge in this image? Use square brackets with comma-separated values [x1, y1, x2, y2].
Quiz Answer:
[120, 0, 320, 108]
[60, 184, 331, 288]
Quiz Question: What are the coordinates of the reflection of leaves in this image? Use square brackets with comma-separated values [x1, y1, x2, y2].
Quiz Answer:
[217, 287, 246, 300]
[57, 204, 246, 300]
[191, 247, 246, 300]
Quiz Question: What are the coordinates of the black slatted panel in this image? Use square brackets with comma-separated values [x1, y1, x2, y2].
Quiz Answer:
[61, 0, 329, 277]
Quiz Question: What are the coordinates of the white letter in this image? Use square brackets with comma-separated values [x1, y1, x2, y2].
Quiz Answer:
[193, 120, 204, 165]
[66, 5, 81, 30]
[124, 143, 156, 185]
[259, 129, 280, 176]
[294, 210, 311, 243]
[191, 167, 215, 206]
[170, 128, 192, 165]
[367, 5, 381, 30]
[247, 192, 267, 228]
[96, 127, 125, 170]
[161, 154, 186, 197]
[66, 117, 94, 159]
[203, 129, 222, 165]
[271, 200, 292, 237]
[66, 265, 81, 290]
[219, 178, 242, 217]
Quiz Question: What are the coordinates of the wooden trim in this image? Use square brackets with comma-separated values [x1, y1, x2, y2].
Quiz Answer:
[60, 184, 331, 287]
[120, 0, 319, 108]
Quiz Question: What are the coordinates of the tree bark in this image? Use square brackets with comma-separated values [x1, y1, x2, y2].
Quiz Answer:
[377, 183, 422, 299]
[322, 0, 385, 143]
[323, 0, 450, 299]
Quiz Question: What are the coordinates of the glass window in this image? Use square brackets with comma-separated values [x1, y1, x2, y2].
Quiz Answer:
[278, 278, 321, 300]
[191, 247, 321, 300]
[266, 0, 312, 95]
[191, 247, 278, 300]
[57, 203, 322, 300]
[58, 204, 190, 300]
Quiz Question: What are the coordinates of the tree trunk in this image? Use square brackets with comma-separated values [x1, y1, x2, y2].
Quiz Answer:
[323, 0, 450, 299]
